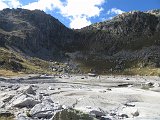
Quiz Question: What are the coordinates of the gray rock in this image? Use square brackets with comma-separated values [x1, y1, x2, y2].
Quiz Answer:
[39, 92, 49, 96]
[17, 116, 31, 120]
[30, 99, 61, 118]
[89, 110, 106, 118]
[119, 114, 129, 118]
[16, 112, 36, 120]
[48, 86, 55, 90]
[101, 116, 112, 120]
[11, 94, 40, 108]
[2, 95, 14, 103]
[153, 83, 160, 87]
[0, 110, 13, 117]
[106, 88, 112, 91]
[145, 82, 154, 87]
[124, 103, 135, 107]
[118, 83, 132, 87]
[23, 86, 36, 95]
[131, 110, 139, 117]
[88, 73, 97, 77]
[8, 85, 13, 88]
[11, 85, 20, 90]
[0, 102, 5, 108]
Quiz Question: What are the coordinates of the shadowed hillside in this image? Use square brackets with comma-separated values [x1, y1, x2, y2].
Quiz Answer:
[74, 10, 160, 75]
[0, 8, 160, 75]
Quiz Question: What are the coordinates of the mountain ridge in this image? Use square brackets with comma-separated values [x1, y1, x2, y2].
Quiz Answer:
[0, 8, 160, 75]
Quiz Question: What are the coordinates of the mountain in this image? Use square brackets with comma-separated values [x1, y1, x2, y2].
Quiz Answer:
[0, 8, 160, 75]
[74, 10, 160, 75]
[0, 8, 77, 75]
[0, 8, 75, 60]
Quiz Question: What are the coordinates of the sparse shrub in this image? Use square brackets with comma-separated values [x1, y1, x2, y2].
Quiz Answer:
[26, 111, 32, 117]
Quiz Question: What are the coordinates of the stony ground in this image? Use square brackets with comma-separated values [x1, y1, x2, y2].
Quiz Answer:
[0, 74, 160, 120]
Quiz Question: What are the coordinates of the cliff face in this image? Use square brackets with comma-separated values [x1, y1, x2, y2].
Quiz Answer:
[79, 10, 160, 52]
[72, 10, 160, 74]
[0, 8, 160, 75]
[0, 8, 74, 60]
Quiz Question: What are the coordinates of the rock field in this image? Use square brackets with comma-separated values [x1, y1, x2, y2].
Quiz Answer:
[0, 75, 160, 120]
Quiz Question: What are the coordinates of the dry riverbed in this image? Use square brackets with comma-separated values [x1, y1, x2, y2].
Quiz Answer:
[0, 75, 160, 120]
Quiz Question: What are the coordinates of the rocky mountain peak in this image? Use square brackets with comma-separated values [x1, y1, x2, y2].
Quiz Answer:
[146, 9, 160, 16]
[0, 8, 74, 60]
[0, 8, 160, 75]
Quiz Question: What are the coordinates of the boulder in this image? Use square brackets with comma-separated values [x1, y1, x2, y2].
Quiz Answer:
[30, 99, 61, 119]
[145, 82, 154, 87]
[101, 116, 112, 120]
[124, 103, 135, 107]
[88, 73, 97, 77]
[23, 86, 36, 95]
[119, 114, 129, 119]
[39, 92, 49, 96]
[2, 95, 14, 103]
[48, 86, 55, 90]
[18, 85, 36, 95]
[11, 85, 20, 90]
[131, 110, 139, 117]
[118, 83, 132, 87]
[153, 83, 160, 87]
[89, 110, 106, 118]
[7, 85, 13, 88]
[0, 102, 5, 108]
[11, 94, 40, 108]
[16, 112, 33, 120]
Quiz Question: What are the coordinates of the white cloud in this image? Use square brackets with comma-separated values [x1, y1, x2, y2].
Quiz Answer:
[108, 16, 113, 20]
[6, 0, 21, 8]
[60, 0, 105, 29]
[0, 0, 105, 29]
[0, 1, 8, 10]
[107, 8, 124, 15]
[22, 0, 63, 11]
[61, 0, 104, 18]
[70, 16, 91, 29]
[0, 0, 21, 10]
[22, 0, 105, 29]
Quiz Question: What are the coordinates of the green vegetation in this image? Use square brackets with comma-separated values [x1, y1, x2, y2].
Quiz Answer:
[26, 111, 32, 117]
[0, 113, 14, 120]
[0, 47, 54, 77]
[53, 108, 96, 120]
[76, 57, 160, 76]
[0, 116, 14, 120]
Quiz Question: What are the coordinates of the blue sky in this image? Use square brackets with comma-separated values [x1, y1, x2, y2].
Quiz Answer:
[0, 0, 160, 29]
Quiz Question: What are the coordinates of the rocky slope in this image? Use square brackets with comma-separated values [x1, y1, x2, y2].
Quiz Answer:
[74, 9, 160, 74]
[0, 8, 75, 60]
[0, 8, 79, 74]
[0, 8, 160, 75]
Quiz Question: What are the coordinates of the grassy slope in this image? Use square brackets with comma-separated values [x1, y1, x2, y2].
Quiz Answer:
[76, 58, 160, 76]
[1, 47, 160, 76]
[0, 47, 53, 77]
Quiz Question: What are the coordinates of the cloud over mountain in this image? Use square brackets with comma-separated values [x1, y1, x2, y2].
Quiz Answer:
[0, 0, 105, 29]
[107, 8, 124, 15]
[0, 0, 21, 10]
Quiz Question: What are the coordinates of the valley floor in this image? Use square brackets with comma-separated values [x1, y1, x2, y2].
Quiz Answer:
[0, 75, 160, 120]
